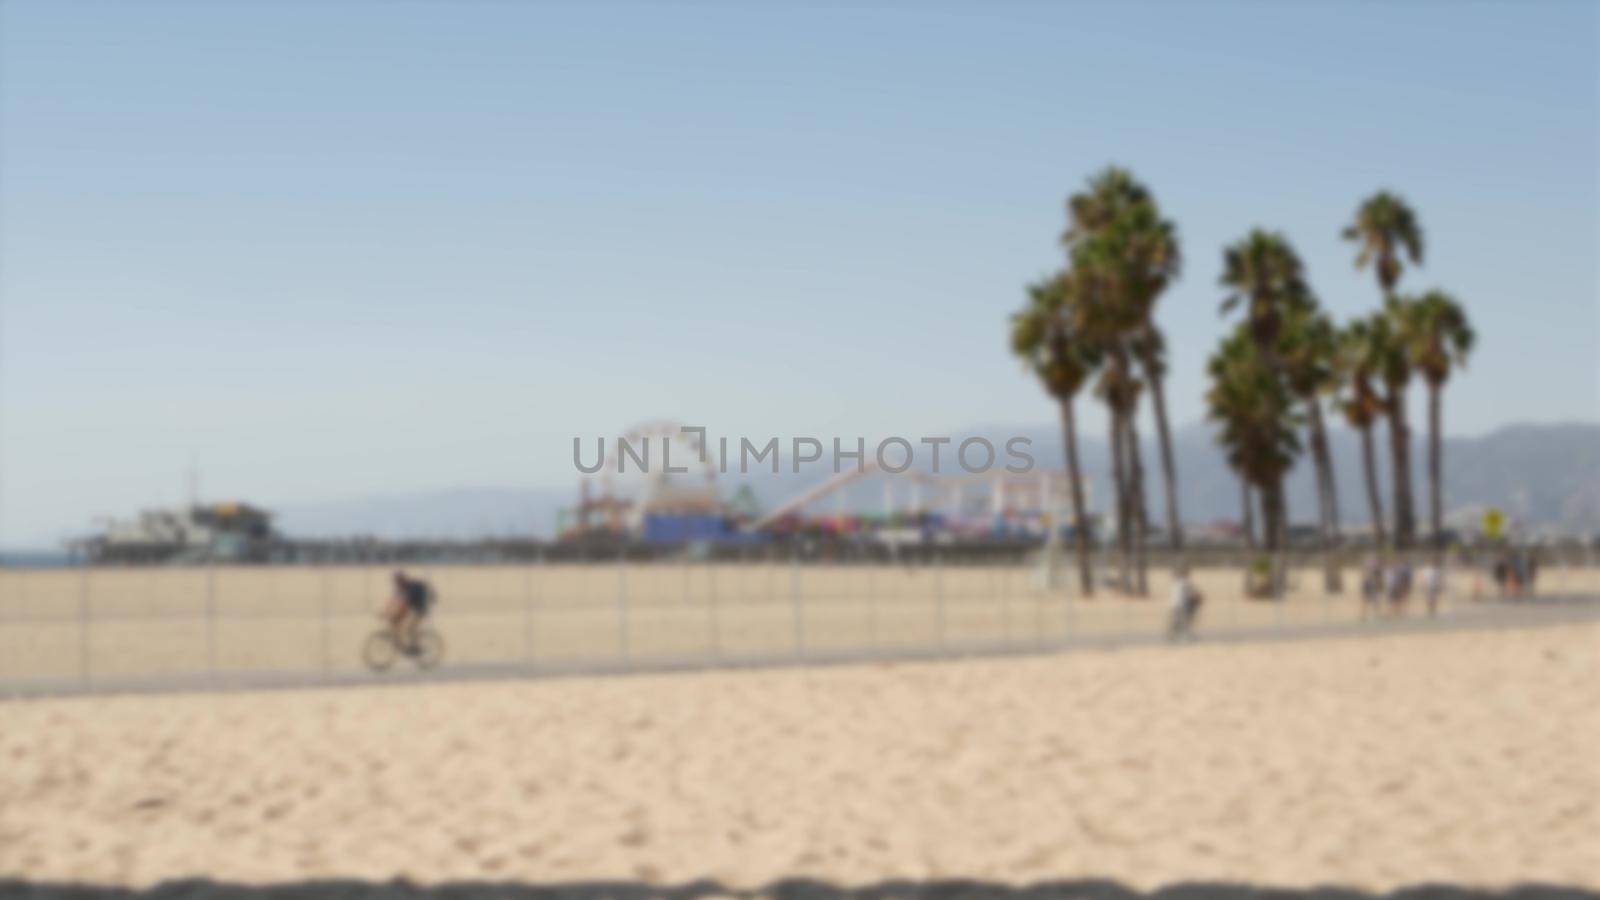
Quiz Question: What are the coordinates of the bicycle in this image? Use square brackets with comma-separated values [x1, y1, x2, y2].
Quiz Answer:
[363, 622, 445, 672]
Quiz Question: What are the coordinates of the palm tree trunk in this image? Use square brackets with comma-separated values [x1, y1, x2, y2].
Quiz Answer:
[1428, 379, 1444, 566]
[1359, 424, 1387, 550]
[1386, 391, 1416, 549]
[1241, 479, 1257, 550]
[1265, 477, 1289, 599]
[1124, 410, 1149, 596]
[1318, 414, 1342, 537]
[1277, 482, 1291, 598]
[1143, 356, 1185, 566]
[1059, 397, 1094, 597]
[1305, 399, 1342, 592]
[1108, 407, 1131, 593]
[1240, 478, 1257, 596]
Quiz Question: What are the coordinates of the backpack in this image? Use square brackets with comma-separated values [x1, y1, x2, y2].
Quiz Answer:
[404, 580, 434, 612]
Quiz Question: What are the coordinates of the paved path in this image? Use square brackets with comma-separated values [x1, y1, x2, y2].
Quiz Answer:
[4, 594, 1597, 701]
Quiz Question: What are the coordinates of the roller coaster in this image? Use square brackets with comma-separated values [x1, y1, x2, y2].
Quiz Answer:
[562, 421, 1087, 546]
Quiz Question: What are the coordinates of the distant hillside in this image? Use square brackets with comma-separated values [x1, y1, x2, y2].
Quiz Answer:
[976, 419, 1600, 533]
[269, 422, 1600, 540]
[785, 420, 1600, 533]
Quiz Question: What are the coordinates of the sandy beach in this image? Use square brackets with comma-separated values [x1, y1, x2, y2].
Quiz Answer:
[2, 622, 1596, 891]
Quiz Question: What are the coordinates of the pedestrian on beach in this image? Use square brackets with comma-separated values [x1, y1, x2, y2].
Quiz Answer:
[1419, 561, 1445, 617]
[1511, 554, 1529, 599]
[1168, 569, 1204, 642]
[1361, 555, 1384, 620]
[1386, 558, 1413, 616]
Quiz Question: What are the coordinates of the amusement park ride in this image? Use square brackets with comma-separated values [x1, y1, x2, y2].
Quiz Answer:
[558, 421, 1090, 547]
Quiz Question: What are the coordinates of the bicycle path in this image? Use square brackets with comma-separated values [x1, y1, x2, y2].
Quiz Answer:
[3, 594, 1597, 701]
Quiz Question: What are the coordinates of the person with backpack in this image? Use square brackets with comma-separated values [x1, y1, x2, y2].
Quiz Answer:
[385, 570, 434, 650]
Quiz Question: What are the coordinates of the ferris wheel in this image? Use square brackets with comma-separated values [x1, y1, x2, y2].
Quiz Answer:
[595, 421, 716, 493]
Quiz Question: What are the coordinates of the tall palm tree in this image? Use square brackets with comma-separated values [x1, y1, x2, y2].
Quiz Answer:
[1124, 404, 1150, 594]
[1011, 272, 1102, 595]
[1279, 303, 1343, 591]
[1067, 234, 1143, 594]
[1344, 191, 1425, 547]
[1064, 167, 1186, 569]
[1207, 327, 1301, 584]
[1218, 229, 1311, 594]
[1094, 339, 1147, 594]
[1399, 290, 1474, 558]
[1336, 318, 1389, 549]
[1372, 302, 1418, 548]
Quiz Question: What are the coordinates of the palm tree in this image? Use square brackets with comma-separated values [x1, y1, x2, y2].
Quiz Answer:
[1344, 191, 1425, 547]
[1067, 228, 1143, 594]
[1012, 272, 1102, 595]
[1336, 318, 1389, 549]
[1399, 290, 1474, 558]
[1218, 229, 1311, 594]
[1064, 166, 1149, 245]
[1219, 229, 1312, 356]
[1343, 191, 1424, 294]
[1207, 327, 1301, 592]
[1094, 337, 1146, 593]
[1372, 302, 1418, 548]
[1064, 167, 1185, 570]
[1279, 303, 1343, 591]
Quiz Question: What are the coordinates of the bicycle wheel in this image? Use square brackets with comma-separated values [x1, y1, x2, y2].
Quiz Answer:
[412, 627, 444, 670]
[363, 631, 400, 672]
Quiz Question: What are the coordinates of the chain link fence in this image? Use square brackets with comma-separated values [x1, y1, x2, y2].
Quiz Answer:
[2, 544, 1596, 693]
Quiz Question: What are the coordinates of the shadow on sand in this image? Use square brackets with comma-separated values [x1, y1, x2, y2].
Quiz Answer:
[0, 880, 1596, 900]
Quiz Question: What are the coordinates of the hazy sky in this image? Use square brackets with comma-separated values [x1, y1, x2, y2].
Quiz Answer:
[2, 1, 1596, 545]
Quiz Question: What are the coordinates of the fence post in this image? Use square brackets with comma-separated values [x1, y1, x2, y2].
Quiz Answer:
[1228, 559, 1240, 635]
[1120, 574, 1131, 638]
[1323, 551, 1333, 626]
[78, 560, 91, 684]
[1275, 567, 1285, 633]
[616, 547, 630, 665]
[1029, 560, 1043, 648]
[1064, 556, 1075, 646]
[935, 551, 946, 648]
[706, 554, 720, 659]
[523, 551, 538, 666]
[319, 563, 332, 675]
[790, 549, 804, 658]
[205, 563, 217, 679]
[866, 553, 879, 649]
[991, 563, 1004, 645]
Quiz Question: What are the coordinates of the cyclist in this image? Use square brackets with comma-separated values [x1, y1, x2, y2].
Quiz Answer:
[385, 570, 433, 650]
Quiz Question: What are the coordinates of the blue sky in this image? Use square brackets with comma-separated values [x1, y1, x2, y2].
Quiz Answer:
[1, 1, 1596, 544]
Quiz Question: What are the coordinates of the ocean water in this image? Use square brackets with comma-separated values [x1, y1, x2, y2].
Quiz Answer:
[0, 549, 74, 568]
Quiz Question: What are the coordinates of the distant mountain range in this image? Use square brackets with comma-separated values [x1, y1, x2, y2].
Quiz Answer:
[273, 422, 1600, 540]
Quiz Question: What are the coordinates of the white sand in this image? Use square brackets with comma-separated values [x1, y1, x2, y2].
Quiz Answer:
[1, 623, 1597, 889]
